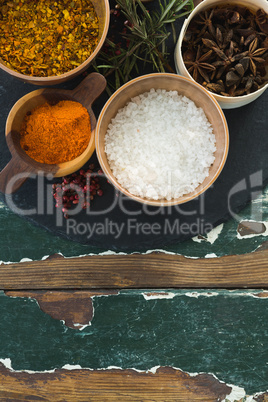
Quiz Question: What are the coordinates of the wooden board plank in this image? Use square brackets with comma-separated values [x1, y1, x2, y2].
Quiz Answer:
[0, 364, 267, 401]
[0, 364, 237, 401]
[0, 248, 267, 289]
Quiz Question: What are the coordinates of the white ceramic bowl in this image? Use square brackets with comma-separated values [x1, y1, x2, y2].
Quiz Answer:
[174, 0, 268, 109]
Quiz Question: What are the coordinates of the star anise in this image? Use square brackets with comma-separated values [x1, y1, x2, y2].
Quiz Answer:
[241, 73, 263, 94]
[194, 9, 215, 38]
[203, 39, 247, 80]
[256, 8, 268, 34]
[247, 37, 267, 75]
[182, 5, 268, 97]
[184, 45, 215, 83]
[202, 26, 234, 53]
[203, 80, 225, 94]
[215, 27, 233, 50]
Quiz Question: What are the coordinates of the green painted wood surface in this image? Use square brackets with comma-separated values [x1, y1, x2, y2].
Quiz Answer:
[0, 185, 267, 262]
[0, 290, 267, 395]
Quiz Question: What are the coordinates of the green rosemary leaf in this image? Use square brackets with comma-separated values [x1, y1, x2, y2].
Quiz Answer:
[173, 0, 193, 13]
[159, 0, 181, 23]
[94, 0, 194, 92]
[115, 69, 120, 89]
[171, 21, 177, 43]
[95, 64, 115, 69]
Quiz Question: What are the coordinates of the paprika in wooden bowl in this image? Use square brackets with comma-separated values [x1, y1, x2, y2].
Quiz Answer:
[0, 0, 110, 85]
[0, 73, 106, 194]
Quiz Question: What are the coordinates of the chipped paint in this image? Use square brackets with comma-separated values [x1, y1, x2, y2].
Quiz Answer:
[204, 253, 218, 258]
[0, 201, 8, 210]
[19, 258, 33, 263]
[0, 248, 200, 265]
[5, 290, 120, 330]
[138, 289, 268, 299]
[237, 220, 268, 239]
[185, 291, 219, 298]
[0, 358, 56, 374]
[192, 223, 224, 244]
[142, 292, 176, 300]
[62, 364, 83, 370]
[252, 187, 268, 204]
[221, 384, 246, 401]
[73, 323, 91, 331]
[1, 358, 267, 400]
[143, 291, 221, 300]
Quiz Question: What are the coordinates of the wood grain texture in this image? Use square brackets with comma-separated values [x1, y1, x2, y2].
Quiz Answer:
[0, 364, 232, 401]
[0, 249, 267, 290]
[5, 290, 118, 329]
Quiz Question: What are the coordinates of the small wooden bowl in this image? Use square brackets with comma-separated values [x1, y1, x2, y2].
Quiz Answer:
[0, 0, 110, 85]
[95, 73, 229, 207]
[0, 72, 106, 194]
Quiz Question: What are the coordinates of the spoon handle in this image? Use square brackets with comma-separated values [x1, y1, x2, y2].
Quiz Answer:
[0, 156, 33, 194]
[71, 72, 107, 109]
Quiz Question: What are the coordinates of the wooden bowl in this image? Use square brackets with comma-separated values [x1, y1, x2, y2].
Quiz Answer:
[0, 0, 110, 85]
[0, 72, 106, 194]
[174, 0, 268, 109]
[95, 73, 229, 207]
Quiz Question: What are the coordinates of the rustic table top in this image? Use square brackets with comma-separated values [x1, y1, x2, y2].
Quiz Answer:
[0, 0, 268, 400]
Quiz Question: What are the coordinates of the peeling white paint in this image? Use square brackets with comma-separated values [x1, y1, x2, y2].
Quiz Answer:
[237, 219, 268, 240]
[191, 235, 204, 243]
[142, 292, 176, 300]
[142, 291, 222, 300]
[252, 187, 268, 204]
[41, 254, 52, 260]
[0, 358, 56, 374]
[19, 258, 33, 263]
[0, 248, 200, 266]
[192, 224, 224, 244]
[223, 384, 246, 401]
[185, 291, 219, 298]
[0, 358, 13, 371]
[204, 253, 218, 258]
[73, 322, 92, 331]
[62, 364, 83, 370]
[206, 224, 224, 244]
[0, 201, 8, 210]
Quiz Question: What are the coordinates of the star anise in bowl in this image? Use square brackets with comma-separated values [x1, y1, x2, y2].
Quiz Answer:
[175, 1, 268, 108]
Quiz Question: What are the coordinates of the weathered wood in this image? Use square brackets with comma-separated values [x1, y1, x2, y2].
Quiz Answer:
[0, 364, 232, 401]
[5, 290, 118, 329]
[0, 249, 267, 290]
[238, 221, 266, 237]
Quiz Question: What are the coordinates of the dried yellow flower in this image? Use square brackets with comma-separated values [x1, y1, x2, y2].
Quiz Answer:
[0, 0, 99, 76]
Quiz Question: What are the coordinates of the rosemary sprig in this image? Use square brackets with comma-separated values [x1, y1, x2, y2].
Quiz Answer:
[92, 0, 194, 92]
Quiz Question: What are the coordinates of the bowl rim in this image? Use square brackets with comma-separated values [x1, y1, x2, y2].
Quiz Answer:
[95, 72, 229, 206]
[0, 0, 110, 83]
[174, 0, 268, 102]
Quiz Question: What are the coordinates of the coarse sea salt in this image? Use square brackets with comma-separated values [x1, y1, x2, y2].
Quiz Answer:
[104, 89, 216, 200]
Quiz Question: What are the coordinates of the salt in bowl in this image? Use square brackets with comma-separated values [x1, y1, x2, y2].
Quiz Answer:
[95, 73, 229, 207]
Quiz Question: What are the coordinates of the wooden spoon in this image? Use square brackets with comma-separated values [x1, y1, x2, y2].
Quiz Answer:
[0, 72, 106, 194]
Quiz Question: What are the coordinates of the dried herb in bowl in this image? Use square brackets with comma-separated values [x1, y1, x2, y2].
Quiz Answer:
[182, 4, 268, 96]
[0, 0, 99, 76]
